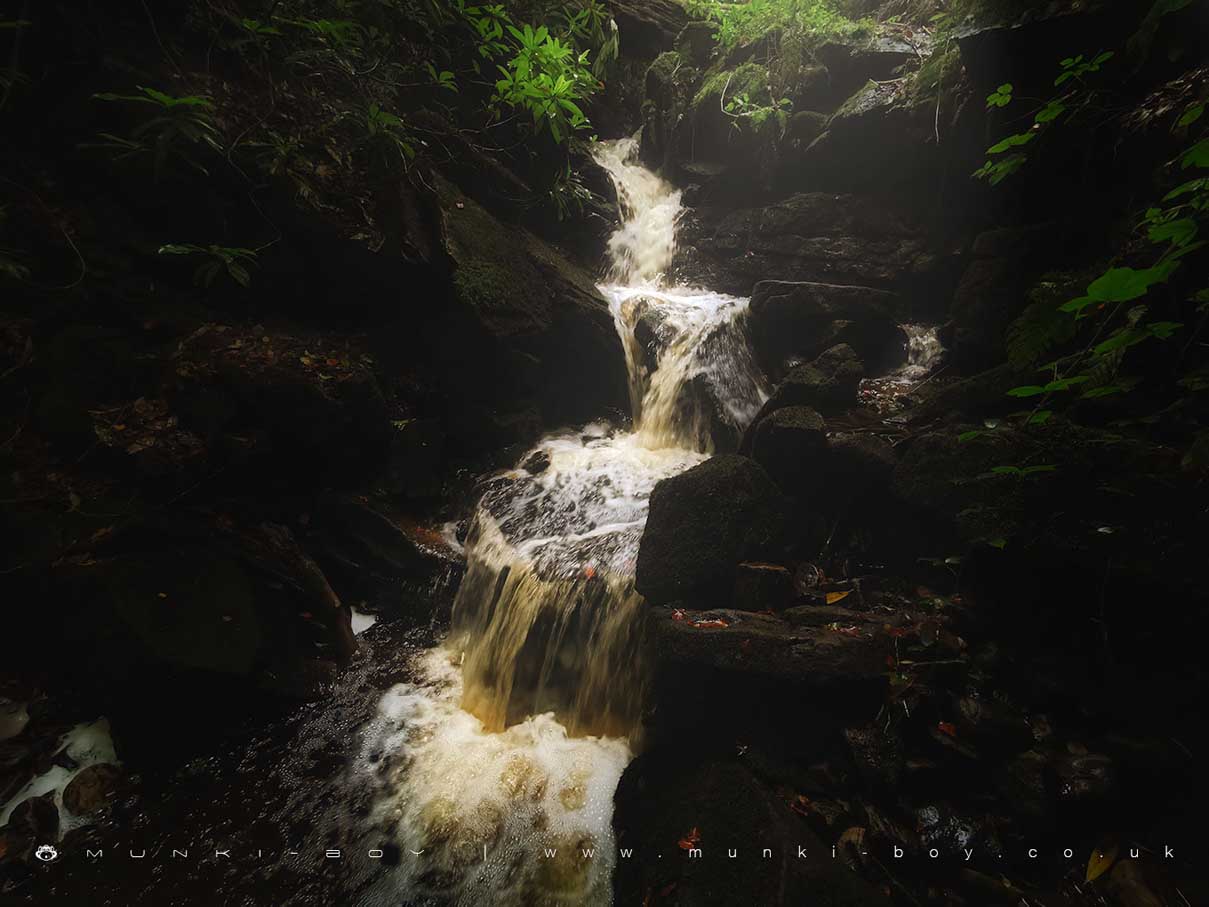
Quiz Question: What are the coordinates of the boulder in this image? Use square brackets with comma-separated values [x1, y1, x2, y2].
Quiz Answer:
[676, 20, 718, 68]
[764, 343, 866, 415]
[677, 190, 946, 299]
[636, 455, 786, 606]
[639, 51, 697, 173]
[748, 406, 829, 498]
[431, 177, 629, 453]
[645, 606, 891, 748]
[606, 0, 688, 59]
[613, 755, 890, 906]
[168, 323, 397, 482]
[732, 561, 795, 611]
[746, 280, 905, 380]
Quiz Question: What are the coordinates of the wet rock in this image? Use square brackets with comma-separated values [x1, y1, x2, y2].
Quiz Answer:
[732, 562, 795, 612]
[63, 762, 122, 816]
[679, 194, 940, 303]
[613, 755, 890, 906]
[955, 694, 1033, 755]
[915, 803, 982, 857]
[636, 455, 786, 606]
[994, 750, 1052, 825]
[747, 280, 906, 381]
[388, 418, 445, 501]
[3, 792, 59, 859]
[763, 343, 866, 416]
[816, 33, 923, 99]
[1055, 752, 1117, 804]
[748, 406, 828, 498]
[844, 725, 903, 790]
[520, 449, 551, 475]
[647, 606, 889, 740]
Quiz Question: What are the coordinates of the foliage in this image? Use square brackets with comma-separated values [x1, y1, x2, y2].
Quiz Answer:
[158, 243, 258, 288]
[492, 22, 594, 142]
[984, 83, 1208, 435]
[973, 53, 1114, 186]
[89, 86, 221, 179]
[684, 0, 867, 52]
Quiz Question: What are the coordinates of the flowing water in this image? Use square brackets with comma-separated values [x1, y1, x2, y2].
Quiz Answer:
[356, 138, 766, 905]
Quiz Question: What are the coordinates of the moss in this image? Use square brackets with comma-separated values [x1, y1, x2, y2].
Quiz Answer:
[693, 62, 772, 113]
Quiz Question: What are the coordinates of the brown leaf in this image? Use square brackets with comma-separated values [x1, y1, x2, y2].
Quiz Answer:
[825, 590, 851, 604]
[1086, 843, 1119, 883]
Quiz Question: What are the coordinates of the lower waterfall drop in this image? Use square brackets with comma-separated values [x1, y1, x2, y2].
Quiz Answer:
[358, 138, 765, 906]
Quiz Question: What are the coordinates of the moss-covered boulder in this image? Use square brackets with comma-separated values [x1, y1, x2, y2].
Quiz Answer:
[433, 178, 629, 452]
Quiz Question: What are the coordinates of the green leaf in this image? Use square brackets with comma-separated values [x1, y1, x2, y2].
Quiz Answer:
[1182, 139, 1209, 169]
[1007, 385, 1047, 398]
[991, 465, 1022, 475]
[1060, 295, 1097, 315]
[987, 132, 1035, 154]
[1035, 99, 1066, 124]
[1148, 217, 1198, 247]
[1028, 410, 1053, 425]
[958, 430, 983, 442]
[1179, 103, 1205, 128]
[1021, 464, 1057, 476]
[1086, 263, 1177, 302]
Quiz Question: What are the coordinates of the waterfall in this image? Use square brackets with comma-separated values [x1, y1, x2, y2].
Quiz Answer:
[358, 139, 765, 906]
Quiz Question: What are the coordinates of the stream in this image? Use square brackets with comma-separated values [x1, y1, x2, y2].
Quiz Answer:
[354, 138, 766, 906]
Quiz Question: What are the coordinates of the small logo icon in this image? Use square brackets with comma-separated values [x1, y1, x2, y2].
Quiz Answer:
[35, 844, 59, 862]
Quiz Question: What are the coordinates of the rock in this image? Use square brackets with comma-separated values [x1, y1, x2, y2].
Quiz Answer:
[799, 77, 939, 194]
[387, 418, 445, 501]
[1055, 752, 1117, 805]
[676, 20, 718, 68]
[63, 763, 122, 816]
[606, 0, 688, 59]
[640, 51, 697, 173]
[747, 280, 906, 380]
[844, 724, 903, 790]
[816, 33, 924, 99]
[947, 225, 1075, 371]
[309, 493, 460, 617]
[954, 694, 1033, 755]
[436, 178, 630, 450]
[168, 324, 397, 481]
[3, 792, 59, 860]
[637, 455, 786, 606]
[647, 606, 889, 742]
[678, 193, 942, 302]
[613, 755, 890, 906]
[764, 343, 865, 415]
[915, 803, 984, 858]
[748, 406, 828, 499]
[994, 750, 1051, 825]
[732, 562, 795, 611]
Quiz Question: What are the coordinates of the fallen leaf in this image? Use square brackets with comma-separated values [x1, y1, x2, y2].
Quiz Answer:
[937, 721, 957, 738]
[326, 358, 340, 367]
[113, 423, 127, 432]
[825, 590, 852, 604]
[583, 565, 596, 579]
[671, 608, 687, 622]
[1086, 843, 1119, 883]
[678, 827, 701, 850]
[691, 619, 729, 629]
[788, 794, 812, 817]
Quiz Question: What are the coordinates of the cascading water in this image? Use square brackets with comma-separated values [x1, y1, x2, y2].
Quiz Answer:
[357, 138, 765, 906]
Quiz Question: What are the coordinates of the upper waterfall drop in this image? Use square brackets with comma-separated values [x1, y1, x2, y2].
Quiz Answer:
[595, 137, 682, 288]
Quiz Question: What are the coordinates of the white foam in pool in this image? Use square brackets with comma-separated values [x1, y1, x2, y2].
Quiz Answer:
[356, 649, 631, 906]
[0, 717, 119, 837]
